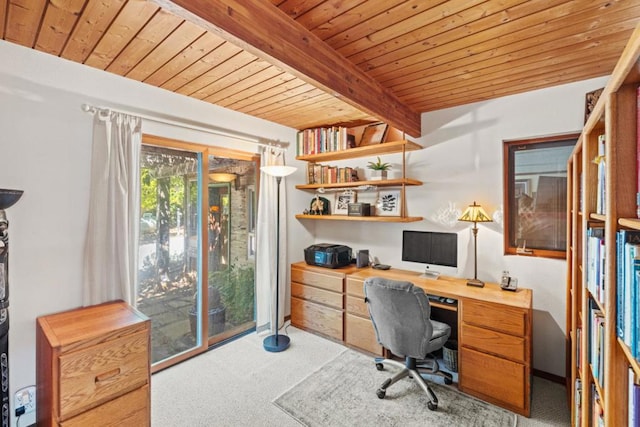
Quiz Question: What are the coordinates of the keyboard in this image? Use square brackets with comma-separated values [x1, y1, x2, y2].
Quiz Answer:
[427, 294, 457, 305]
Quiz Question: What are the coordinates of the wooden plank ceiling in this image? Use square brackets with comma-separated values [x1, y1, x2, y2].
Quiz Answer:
[2, 0, 639, 137]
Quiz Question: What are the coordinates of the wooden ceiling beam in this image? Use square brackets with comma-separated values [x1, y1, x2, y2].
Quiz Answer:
[154, 0, 421, 137]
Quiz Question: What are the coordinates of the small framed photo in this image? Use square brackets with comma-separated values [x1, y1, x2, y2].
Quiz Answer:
[334, 190, 356, 215]
[359, 123, 388, 146]
[377, 190, 401, 216]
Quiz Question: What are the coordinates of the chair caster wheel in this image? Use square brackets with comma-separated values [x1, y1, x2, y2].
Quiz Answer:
[376, 389, 386, 399]
[375, 363, 384, 371]
[444, 377, 453, 385]
[427, 401, 437, 411]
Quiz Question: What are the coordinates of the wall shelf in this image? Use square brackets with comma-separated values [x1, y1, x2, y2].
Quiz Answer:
[295, 135, 424, 222]
[296, 140, 422, 162]
[296, 177, 422, 190]
[295, 214, 423, 222]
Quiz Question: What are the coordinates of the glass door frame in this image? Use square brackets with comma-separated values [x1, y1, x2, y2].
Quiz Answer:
[142, 134, 260, 373]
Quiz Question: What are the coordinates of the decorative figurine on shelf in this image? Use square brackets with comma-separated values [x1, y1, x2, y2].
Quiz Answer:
[310, 195, 330, 215]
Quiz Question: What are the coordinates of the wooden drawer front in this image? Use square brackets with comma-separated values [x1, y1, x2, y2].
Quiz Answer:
[291, 267, 343, 292]
[345, 277, 365, 298]
[291, 297, 343, 341]
[345, 295, 369, 318]
[58, 331, 149, 420]
[61, 385, 149, 427]
[462, 299, 527, 336]
[345, 314, 382, 355]
[291, 282, 342, 309]
[461, 324, 526, 363]
[459, 347, 528, 414]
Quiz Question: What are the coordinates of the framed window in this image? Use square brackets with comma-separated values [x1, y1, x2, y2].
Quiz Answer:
[503, 133, 579, 259]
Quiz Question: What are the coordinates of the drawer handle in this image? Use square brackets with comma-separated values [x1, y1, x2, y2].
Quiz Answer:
[95, 367, 121, 383]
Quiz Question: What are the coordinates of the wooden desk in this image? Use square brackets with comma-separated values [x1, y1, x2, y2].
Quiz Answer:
[290, 262, 533, 417]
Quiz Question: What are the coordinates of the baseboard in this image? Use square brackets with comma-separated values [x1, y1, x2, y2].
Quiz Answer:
[532, 368, 565, 385]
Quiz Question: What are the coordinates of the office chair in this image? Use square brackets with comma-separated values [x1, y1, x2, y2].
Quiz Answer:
[364, 277, 453, 411]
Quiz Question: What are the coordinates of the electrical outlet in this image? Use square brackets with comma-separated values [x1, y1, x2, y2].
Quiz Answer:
[14, 386, 35, 415]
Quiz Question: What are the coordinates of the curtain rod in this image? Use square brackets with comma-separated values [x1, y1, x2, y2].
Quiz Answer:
[81, 103, 287, 150]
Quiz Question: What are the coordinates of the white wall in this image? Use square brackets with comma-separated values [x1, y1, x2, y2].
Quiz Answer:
[0, 40, 302, 426]
[289, 75, 609, 378]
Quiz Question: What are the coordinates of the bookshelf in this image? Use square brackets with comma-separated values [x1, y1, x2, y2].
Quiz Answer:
[295, 131, 424, 223]
[566, 24, 640, 426]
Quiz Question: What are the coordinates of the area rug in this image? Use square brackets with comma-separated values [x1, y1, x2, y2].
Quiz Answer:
[274, 349, 517, 427]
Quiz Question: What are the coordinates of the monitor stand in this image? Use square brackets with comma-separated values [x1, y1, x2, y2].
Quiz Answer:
[420, 268, 441, 279]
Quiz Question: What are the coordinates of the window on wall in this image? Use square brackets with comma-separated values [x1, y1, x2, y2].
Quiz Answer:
[503, 133, 579, 259]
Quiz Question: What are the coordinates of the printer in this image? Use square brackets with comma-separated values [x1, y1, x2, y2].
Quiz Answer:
[304, 244, 352, 269]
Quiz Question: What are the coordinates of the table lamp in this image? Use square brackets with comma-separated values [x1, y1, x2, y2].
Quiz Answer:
[261, 165, 296, 352]
[458, 201, 492, 287]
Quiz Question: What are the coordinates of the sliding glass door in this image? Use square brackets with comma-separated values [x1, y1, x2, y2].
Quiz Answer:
[205, 153, 258, 345]
[136, 137, 259, 369]
[136, 145, 202, 365]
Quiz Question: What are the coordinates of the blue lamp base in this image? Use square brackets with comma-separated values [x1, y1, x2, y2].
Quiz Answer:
[263, 334, 290, 352]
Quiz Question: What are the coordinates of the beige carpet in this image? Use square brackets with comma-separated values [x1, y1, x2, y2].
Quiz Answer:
[274, 349, 516, 427]
[151, 326, 570, 426]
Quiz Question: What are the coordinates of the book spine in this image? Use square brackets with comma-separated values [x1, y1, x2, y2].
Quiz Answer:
[618, 230, 625, 341]
[637, 85, 640, 218]
[596, 134, 606, 215]
[629, 368, 639, 427]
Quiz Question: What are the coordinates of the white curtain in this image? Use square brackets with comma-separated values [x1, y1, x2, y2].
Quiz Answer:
[256, 147, 289, 334]
[83, 111, 142, 306]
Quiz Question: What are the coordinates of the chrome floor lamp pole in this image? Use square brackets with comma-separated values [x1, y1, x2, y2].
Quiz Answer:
[261, 165, 296, 352]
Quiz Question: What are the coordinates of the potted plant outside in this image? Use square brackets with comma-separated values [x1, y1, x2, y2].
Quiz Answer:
[367, 157, 391, 180]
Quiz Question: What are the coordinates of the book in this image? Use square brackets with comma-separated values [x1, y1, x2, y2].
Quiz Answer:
[574, 378, 582, 427]
[587, 226, 605, 303]
[596, 133, 606, 215]
[629, 368, 639, 427]
[637, 85, 640, 215]
[616, 231, 640, 347]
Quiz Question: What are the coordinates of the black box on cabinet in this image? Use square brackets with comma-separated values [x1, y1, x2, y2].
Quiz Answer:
[348, 203, 371, 216]
[304, 244, 353, 268]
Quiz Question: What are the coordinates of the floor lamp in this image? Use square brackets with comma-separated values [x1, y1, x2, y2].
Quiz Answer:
[261, 165, 297, 352]
[458, 201, 492, 287]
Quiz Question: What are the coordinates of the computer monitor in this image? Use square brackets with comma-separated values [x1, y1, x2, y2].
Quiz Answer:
[401, 230, 458, 279]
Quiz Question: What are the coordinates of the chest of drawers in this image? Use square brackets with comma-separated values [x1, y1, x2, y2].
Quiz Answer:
[36, 301, 151, 426]
[290, 263, 356, 341]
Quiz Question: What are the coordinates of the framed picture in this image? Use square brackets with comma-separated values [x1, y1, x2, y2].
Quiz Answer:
[376, 190, 401, 216]
[359, 123, 389, 146]
[334, 191, 356, 215]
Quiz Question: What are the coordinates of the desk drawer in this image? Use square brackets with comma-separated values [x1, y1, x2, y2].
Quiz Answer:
[58, 330, 149, 420]
[291, 297, 343, 341]
[459, 347, 528, 415]
[345, 277, 365, 298]
[461, 324, 526, 363]
[61, 385, 149, 427]
[291, 282, 342, 309]
[345, 295, 369, 318]
[462, 299, 527, 336]
[345, 314, 382, 355]
[291, 267, 343, 292]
